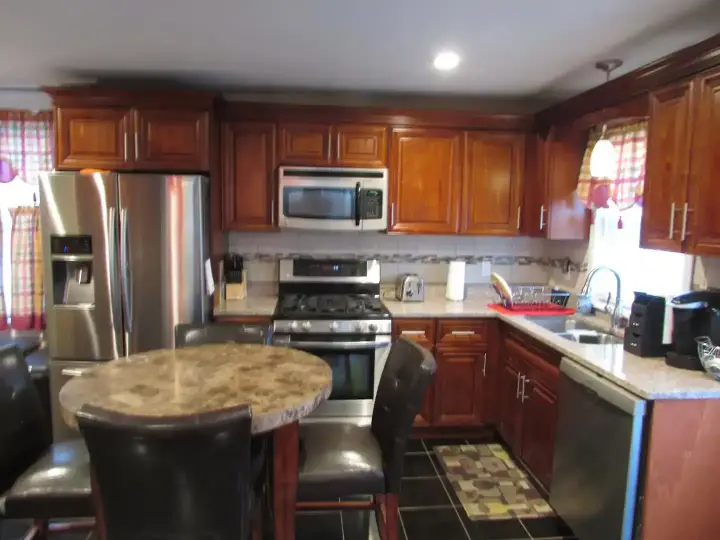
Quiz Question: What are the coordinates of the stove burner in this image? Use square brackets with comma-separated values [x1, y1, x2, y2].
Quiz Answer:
[278, 294, 387, 318]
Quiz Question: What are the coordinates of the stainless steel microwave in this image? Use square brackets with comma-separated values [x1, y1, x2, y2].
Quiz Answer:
[278, 166, 388, 231]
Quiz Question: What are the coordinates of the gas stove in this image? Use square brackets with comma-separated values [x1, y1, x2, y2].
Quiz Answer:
[272, 258, 392, 419]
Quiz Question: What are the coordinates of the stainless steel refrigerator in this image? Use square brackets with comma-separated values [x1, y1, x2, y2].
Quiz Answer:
[39, 171, 210, 440]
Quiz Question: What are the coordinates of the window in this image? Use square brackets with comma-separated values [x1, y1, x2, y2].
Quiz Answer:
[587, 205, 693, 313]
[0, 111, 51, 328]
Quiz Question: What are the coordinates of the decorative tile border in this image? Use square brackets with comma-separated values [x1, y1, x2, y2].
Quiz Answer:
[238, 252, 587, 272]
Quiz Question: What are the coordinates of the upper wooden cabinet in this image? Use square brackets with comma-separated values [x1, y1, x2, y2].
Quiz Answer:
[48, 88, 214, 172]
[134, 109, 209, 171]
[222, 122, 277, 230]
[461, 132, 524, 235]
[389, 128, 462, 234]
[278, 122, 387, 167]
[55, 107, 132, 170]
[687, 70, 720, 256]
[641, 81, 694, 252]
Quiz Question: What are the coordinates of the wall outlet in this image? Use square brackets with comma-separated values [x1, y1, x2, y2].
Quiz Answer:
[481, 260, 492, 277]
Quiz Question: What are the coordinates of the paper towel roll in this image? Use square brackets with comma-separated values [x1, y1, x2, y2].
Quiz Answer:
[446, 261, 466, 301]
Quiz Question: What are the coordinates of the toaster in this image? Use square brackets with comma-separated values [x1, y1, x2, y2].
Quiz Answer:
[395, 274, 424, 302]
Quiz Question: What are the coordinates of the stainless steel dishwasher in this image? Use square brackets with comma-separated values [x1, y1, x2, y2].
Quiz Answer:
[550, 358, 647, 540]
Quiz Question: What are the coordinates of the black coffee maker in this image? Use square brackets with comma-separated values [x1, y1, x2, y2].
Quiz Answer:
[666, 290, 720, 370]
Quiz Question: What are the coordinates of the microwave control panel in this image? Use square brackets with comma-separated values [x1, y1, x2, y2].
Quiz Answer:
[361, 189, 384, 219]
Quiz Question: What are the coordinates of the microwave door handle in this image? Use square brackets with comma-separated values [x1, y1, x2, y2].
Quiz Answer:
[355, 182, 362, 226]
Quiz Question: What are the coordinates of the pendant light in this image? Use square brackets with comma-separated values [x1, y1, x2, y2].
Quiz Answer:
[589, 59, 623, 178]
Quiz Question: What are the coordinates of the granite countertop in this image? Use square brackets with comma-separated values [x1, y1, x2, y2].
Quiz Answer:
[213, 289, 720, 400]
[59, 343, 332, 433]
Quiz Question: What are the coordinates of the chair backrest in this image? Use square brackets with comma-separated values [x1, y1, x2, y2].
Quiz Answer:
[76, 403, 253, 540]
[0, 345, 51, 494]
[174, 323, 269, 347]
[371, 338, 436, 493]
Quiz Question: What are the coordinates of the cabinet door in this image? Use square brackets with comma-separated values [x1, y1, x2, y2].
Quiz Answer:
[688, 69, 720, 256]
[55, 107, 132, 169]
[497, 359, 523, 453]
[134, 109, 209, 171]
[222, 122, 277, 231]
[335, 124, 387, 167]
[278, 123, 332, 165]
[389, 128, 461, 234]
[393, 319, 435, 426]
[432, 347, 486, 426]
[520, 380, 557, 490]
[641, 81, 694, 252]
[522, 134, 549, 237]
[461, 132, 524, 235]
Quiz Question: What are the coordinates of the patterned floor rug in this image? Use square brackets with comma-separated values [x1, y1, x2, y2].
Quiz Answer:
[434, 443, 555, 521]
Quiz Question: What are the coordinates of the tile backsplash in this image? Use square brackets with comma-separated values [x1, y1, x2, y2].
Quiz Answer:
[227, 231, 580, 285]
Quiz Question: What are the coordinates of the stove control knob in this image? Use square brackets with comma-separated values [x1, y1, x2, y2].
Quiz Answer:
[368, 323, 378, 333]
[301, 321, 312, 332]
[355, 322, 365, 332]
[329, 322, 339, 332]
[289, 321, 299, 331]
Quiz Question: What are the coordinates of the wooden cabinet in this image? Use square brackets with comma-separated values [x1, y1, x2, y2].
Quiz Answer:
[687, 69, 720, 255]
[279, 123, 332, 164]
[461, 132, 524, 235]
[499, 330, 560, 490]
[134, 109, 209, 170]
[641, 81, 694, 252]
[433, 348, 487, 426]
[335, 124, 387, 167]
[54, 103, 211, 172]
[393, 319, 435, 426]
[389, 128, 462, 234]
[222, 122, 277, 230]
[55, 107, 132, 169]
[278, 123, 387, 167]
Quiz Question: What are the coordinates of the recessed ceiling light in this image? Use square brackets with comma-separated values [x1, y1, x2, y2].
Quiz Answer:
[433, 51, 461, 71]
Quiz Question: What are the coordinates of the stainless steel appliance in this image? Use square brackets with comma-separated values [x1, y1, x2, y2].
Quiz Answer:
[278, 166, 388, 231]
[273, 259, 391, 420]
[551, 358, 647, 540]
[395, 273, 424, 302]
[666, 289, 720, 370]
[40, 171, 210, 440]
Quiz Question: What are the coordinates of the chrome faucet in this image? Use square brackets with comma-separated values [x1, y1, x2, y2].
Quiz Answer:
[579, 266, 623, 332]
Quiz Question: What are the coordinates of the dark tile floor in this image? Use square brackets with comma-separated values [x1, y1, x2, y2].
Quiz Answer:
[0, 438, 576, 540]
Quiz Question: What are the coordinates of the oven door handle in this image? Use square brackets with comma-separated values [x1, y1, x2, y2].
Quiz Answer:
[354, 181, 362, 226]
[287, 339, 390, 350]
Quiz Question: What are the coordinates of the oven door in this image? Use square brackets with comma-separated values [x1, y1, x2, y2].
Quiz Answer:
[276, 334, 391, 417]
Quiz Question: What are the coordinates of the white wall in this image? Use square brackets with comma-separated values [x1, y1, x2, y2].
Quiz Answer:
[0, 89, 51, 111]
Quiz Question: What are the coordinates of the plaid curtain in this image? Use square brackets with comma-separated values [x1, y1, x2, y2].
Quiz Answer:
[9, 206, 44, 330]
[0, 111, 53, 185]
[577, 121, 648, 213]
[0, 215, 6, 330]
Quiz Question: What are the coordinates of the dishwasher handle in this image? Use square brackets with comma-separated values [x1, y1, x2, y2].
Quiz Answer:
[560, 358, 646, 417]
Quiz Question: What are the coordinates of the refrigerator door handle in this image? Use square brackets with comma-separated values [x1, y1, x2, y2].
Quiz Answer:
[120, 208, 133, 337]
[108, 207, 122, 330]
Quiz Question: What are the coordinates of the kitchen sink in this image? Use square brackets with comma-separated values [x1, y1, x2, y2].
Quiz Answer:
[556, 330, 623, 346]
[524, 316, 597, 334]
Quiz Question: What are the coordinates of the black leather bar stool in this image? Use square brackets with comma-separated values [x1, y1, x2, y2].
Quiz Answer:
[76, 403, 258, 540]
[175, 322, 270, 347]
[0, 345, 94, 539]
[296, 338, 436, 540]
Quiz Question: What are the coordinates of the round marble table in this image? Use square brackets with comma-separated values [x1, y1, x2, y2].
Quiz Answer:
[58, 343, 332, 434]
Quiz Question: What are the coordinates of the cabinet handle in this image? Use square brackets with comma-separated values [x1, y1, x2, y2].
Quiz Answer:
[482, 352, 487, 377]
[134, 132, 139, 159]
[123, 133, 128, 161]
[681, 202, 690, 242]
[401, 330, 426, 336]
[271, 199, 275, 225]
[390, 203, 395, 228]
[451, 330, 475, 336]
[336, 134, 341, 162]
[539, 205, 545, 231]
[516, 206, 522, 230]
[521, 377, 530, 402]
[61, 367, 89, 377]
[516, 373, 523, 399]
[668, 202, 676, 239]
[327, 135, 332, 161]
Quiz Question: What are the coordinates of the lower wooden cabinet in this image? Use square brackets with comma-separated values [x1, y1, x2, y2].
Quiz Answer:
[520, 380, 557, 489]
[497, 359, 524, 453]
[433, 347, 487, 426]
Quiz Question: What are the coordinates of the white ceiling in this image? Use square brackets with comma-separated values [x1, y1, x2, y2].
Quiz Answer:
[1, 0, 719, 111]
